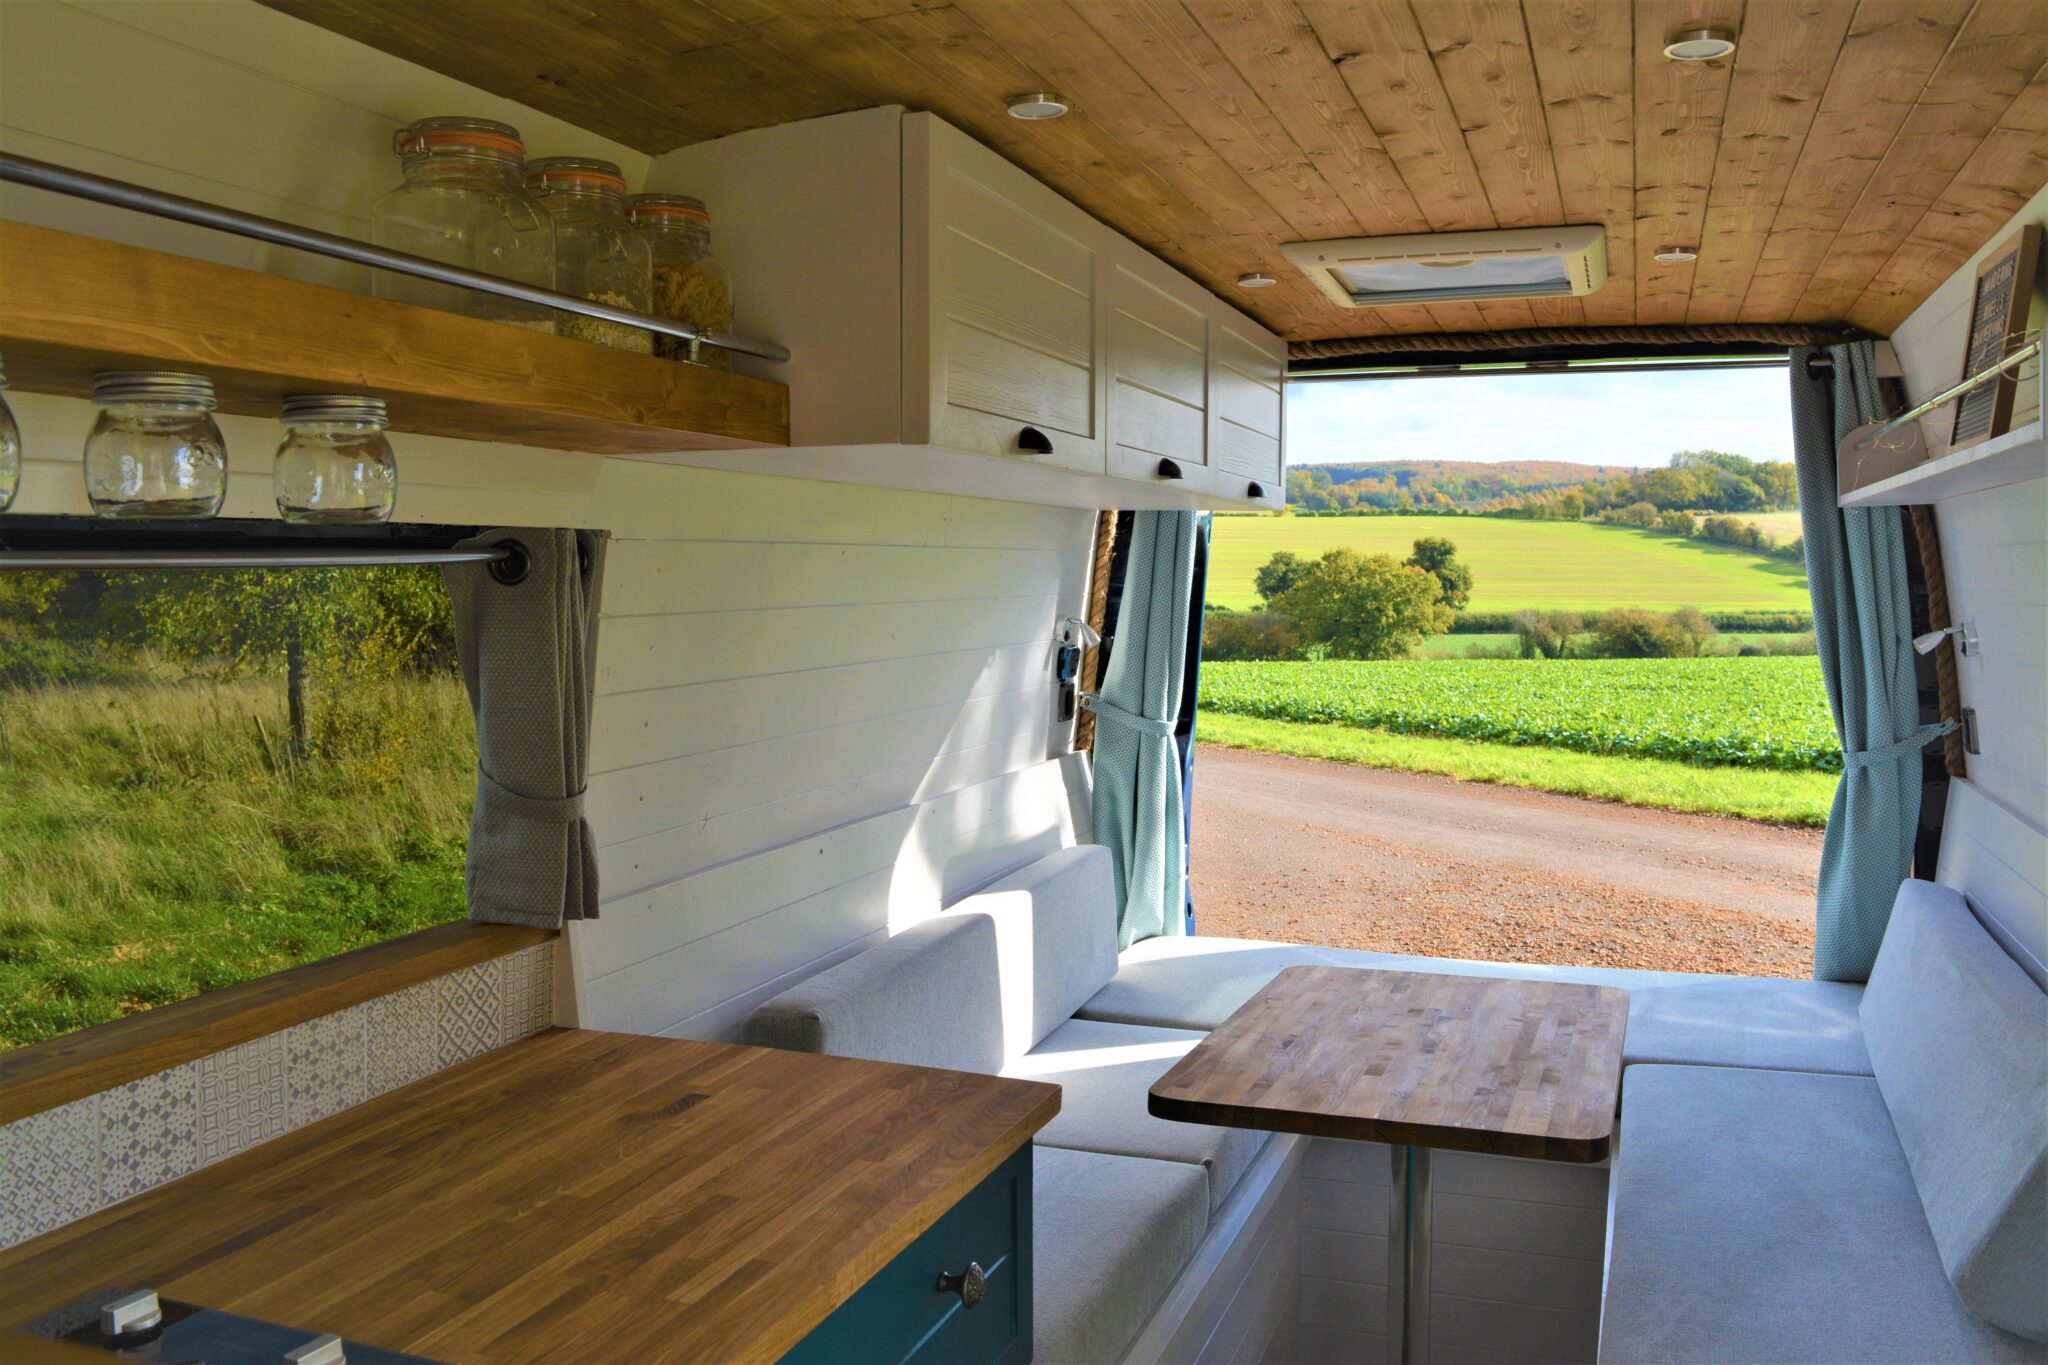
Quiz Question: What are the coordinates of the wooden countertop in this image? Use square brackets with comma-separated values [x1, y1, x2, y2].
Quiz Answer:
[1149, 966, 1628, 1162]
[0, 1030, 1060, 1365]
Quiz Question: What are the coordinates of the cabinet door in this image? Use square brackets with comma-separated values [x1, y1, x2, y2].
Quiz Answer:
[905, 114, 1107, 475]
[1106, 233, 1211, 488]
[1207, 307, 1287, 507]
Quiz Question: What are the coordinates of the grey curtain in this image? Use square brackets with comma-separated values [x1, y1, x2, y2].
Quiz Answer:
[1791, 343, 1951, 981]
[444, 528, 608, 928]
[1084, 511, 1199, 950]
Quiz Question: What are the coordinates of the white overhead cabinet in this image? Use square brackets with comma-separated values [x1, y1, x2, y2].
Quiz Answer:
[652, 107, 1284, 511]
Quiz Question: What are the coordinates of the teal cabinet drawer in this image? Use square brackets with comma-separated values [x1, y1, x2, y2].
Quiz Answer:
[782, 1143, 1032, 1365]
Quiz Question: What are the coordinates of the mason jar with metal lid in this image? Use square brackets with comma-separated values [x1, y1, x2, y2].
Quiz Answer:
[526, 157, 653, 353]
[83, 371, 227, 519]
[274, 395, 397, 525]
[373, 116, 555, 331]
[0, 354, 20, 513]
[630, 193, 733, 371]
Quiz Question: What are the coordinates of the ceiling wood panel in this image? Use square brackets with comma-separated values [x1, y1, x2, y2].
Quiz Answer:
[258, 0, 2048, 346]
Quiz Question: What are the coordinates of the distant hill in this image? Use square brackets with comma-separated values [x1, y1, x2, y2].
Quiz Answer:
[1286, 451, 1797, 516]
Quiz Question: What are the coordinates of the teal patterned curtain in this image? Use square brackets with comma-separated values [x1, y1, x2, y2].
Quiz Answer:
[1791, 342, 1952, 980]
[1085, 511, 1199, 949]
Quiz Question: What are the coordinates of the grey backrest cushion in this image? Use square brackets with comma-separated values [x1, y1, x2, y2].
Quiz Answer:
[1862, 878, 2048, 1341]
[742, 912, 1005, 1074]
[946, 845, 1120, 1060]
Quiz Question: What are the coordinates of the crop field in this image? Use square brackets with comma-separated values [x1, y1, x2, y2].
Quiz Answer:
[1207, 513, 1811, 614]
[1200, 657, 1839, 772]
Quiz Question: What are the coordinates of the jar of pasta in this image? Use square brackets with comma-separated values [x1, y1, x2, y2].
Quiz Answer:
[526, 158, 653, 353]
[629, 194, 733, 370]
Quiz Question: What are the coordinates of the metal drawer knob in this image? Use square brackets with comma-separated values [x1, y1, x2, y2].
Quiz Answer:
[936, 1261, 987, 1309]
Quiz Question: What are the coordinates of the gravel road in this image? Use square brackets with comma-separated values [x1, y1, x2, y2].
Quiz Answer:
[1189, 745, 1824, 978]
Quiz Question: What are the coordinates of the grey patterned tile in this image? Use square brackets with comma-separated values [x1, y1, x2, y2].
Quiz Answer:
[198, 1034, 286, 1166]
[0, 1095, 99, 1249]
[499, 944, 555, 1044]
[438, 958, 504, 1066]
[100, 1063, 199, 1203]
[284, 1004, 367, 1131]
[364, 981, 437, 1097]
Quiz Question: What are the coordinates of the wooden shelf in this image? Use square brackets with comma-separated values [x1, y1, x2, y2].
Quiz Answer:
[1839, 420, 2045, 507]
[0, 222, 788, 454]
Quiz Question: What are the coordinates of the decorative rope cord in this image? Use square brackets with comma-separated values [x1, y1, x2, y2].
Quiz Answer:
[1075, 510, 1117, 754]
[1908, 503, 1968, 778]
[1290, 322, 1863, 362]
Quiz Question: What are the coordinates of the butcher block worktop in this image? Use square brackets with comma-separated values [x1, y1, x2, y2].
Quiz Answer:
[0, 1030, 1061, 1365]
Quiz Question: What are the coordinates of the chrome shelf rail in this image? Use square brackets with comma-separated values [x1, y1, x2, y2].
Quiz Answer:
[0, 547, 509, 571]
[1852, 335, 2042, 452]
[0, 152, 791, 364]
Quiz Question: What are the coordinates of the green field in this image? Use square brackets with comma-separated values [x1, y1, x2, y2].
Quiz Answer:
[1415, 631, 1814, 659]
[1208, 513, 1811, 613]
[1200, 657, 1838, 772]
[1201, 713, 1836, 826]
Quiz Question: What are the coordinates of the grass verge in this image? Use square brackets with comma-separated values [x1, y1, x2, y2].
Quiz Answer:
[1197, 711, 1836, 827]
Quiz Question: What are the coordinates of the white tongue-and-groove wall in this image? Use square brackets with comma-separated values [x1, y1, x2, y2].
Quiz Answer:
[1, 0, 1093, 1037]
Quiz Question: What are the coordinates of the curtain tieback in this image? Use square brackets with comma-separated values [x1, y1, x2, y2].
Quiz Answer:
[1842, 719, 1956, 772]
[1079, 693, 1175, 738]
[478, 768, 587, 821]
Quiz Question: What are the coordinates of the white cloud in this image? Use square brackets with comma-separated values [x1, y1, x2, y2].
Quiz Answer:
[1284, 367, 1795, 469]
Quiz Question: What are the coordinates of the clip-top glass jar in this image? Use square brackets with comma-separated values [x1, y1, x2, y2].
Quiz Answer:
[630, 194, 733, 371]
[275, 395, 397, 525]
[0, 355, 20, 513]
[526, 157, 653, 353]
[373, 116, 555, 331]
[84, 372, 227, 519]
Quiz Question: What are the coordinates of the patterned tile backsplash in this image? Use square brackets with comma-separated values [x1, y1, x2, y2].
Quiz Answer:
[0, 941, 554, 1250]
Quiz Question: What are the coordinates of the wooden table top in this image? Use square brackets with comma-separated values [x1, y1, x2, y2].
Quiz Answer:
[1148, 966, 1628, 1162]
[0, 1030, 1060, 1365]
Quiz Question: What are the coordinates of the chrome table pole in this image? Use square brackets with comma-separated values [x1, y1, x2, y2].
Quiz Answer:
[1387, 1144, 1433, 1364]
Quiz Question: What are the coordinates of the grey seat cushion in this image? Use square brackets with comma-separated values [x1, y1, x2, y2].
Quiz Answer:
[1079, 934, 1874, 1074]
[1863, 879, 2048, 1340]
[1600, 1065, 2048, 1364]
[742, 911, 1004, 1073]
[1033, 1146, 1207, 1365]
[1005, 1018, 1269, 1214]
[947, 845, 1120, 1060]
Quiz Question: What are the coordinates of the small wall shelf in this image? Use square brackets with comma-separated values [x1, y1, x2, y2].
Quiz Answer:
[1838, 421, 2045, 507]
[0, 222, 789, 454]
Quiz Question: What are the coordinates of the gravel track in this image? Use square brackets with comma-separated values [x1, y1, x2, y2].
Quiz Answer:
[1189, 745, 1822, 978]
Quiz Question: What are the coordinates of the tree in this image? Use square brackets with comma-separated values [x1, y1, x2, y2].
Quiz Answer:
[1403, 536, 1473, 610]
[1253, 550, 1310, 604]
[1510, 609, 1581, 660]
[1202, 609, 1302, 661]
[1586, 609, 1693, 659]
[1270, 548, 1454, 659]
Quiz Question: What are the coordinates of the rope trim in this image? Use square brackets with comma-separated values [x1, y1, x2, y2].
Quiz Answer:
[1075, 510, 1117, 754]
[1290, 323, 1864, 361]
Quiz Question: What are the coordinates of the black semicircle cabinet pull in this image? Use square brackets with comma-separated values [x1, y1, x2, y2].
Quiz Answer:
[1157, 458, 1185, 480]
[1247, 481, 1266, 499]
[1018, 426, 1055, 454]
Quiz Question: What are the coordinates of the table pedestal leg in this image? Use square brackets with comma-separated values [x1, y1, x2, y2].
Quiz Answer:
[1386, 1144, 1432, 1364]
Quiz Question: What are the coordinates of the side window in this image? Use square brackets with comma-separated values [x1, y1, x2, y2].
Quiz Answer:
[0, 564, 473, 1051]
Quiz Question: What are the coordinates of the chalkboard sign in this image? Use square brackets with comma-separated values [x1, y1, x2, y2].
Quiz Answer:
[1950, 224, 2040, 452]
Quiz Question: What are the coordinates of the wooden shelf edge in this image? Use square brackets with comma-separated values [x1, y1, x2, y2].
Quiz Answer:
[1838, 421, 2045, 506]
[0, 921, 556, 1123]
[0, 221, 788, 455]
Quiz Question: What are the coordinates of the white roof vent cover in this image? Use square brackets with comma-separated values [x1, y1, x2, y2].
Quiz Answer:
[1283, 226, 1608, 309]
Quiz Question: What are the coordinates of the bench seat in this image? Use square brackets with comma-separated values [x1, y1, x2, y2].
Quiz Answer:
[1004, 1018, 1269, 1216]
[1033, 1147, 1209, 1365]
[1076, 933, 1872, 1075]
[1599, 1064, 2046, 1364]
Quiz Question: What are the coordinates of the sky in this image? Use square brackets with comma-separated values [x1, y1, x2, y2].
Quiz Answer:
[1284, 365, 1796, 469]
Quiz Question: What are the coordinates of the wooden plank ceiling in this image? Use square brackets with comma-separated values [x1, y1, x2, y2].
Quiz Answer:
[262, 0, 2048, 345]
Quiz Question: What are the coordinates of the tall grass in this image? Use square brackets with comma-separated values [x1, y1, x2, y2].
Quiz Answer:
[0, 666, 475, 1050]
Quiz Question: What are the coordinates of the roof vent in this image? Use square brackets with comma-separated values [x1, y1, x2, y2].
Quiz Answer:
[1281, 226, 1608, 309]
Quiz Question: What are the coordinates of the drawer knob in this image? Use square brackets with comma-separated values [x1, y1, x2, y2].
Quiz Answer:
[1018, 426, 1055, 454]
[936, 1261, 987, 1309]
[1156, 458, 1185, 480]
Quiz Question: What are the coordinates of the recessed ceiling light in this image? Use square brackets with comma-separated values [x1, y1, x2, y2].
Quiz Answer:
[1007, 92, 1069, 121]
[1654, 245, 1700, 263]
[1662, 28, 1737, 61]
[1237, 272, 1278, 288]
